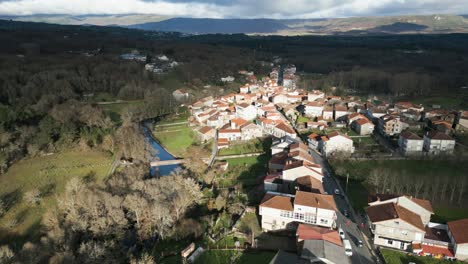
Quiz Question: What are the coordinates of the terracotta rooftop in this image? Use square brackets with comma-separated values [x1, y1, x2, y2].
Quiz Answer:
[296, 224, 342, 246]
[365, 203, 425, 231]
[275, 122, 295, 134]
[400, 131, 422, 140]
[355, 118, 372, 126]
[328, 131, 351, 140]
[290, 142, 309, 152]
[269, 151, 289, 165]
[294, 191, 337, 211]
[410, 197, 434, 213]
[426, 131, 454, 141]
[447, 218, 468, 244]
[198, 126, 214, 134]
[295, 176, 325, 194]
[260, 194, 294, 212]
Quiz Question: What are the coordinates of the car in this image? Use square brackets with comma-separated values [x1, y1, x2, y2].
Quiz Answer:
[343, 210, 349, 217]
[334, 188, 340, 195]
[343, 239, 353, 256]
[357, 240, 363, 247]
[339, 227, 345, 240]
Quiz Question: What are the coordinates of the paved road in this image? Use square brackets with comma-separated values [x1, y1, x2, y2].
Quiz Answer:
[207, 130, 219, 168]
[309, 150, 379, 264]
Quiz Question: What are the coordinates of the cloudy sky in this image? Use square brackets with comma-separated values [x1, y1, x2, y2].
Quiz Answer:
[0, 0, 467, 18]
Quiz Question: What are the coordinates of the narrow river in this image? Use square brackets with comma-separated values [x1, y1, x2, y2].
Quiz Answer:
[142, 122, 181, 176]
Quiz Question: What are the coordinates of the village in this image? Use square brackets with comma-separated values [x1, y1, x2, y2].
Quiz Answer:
[185, 64, 468, 264]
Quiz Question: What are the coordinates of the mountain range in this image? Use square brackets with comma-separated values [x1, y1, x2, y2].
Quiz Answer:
[2, 14, 468, 35]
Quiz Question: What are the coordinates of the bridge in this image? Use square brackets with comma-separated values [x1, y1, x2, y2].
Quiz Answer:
[150, 159, 186, 167]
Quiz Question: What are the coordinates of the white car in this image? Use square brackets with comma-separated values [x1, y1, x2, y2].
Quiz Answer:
[334, 188, 340, 195]
[339, 228, 345, 240]
[343, 239, 353, 256]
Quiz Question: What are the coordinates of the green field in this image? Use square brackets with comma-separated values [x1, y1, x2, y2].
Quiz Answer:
[99, 100, 145, 123]
[219, 139, 267, 156]
[381, 248, 463, 264]
[153, 123, 194, 157]
[331, 160, 468, 220]
[0, 150, 113, 244]
[194, 250, 275, 264]
[410, 96, 467, 109]
[215, 155, 269, 195]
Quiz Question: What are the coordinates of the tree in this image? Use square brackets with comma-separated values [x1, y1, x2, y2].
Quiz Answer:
[0, 198, 5, 217]
[0, 245, 14, 264]
[24, 188, 42, 205]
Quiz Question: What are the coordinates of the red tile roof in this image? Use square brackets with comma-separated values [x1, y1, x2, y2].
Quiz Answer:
[410, 197, 434, 213]
[365, 203, 425, 231]
[294, 191, 337, 211]
[260, 194, 294, 211]
[420, 244, 454, 257]
[296, 224, 342, 246]
[400, 131, 422, 140]
[426, 131, 453, 140]
[447, 218, 468, 244]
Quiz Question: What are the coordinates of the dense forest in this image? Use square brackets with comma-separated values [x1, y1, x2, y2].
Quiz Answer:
[1, 19, 468, 263]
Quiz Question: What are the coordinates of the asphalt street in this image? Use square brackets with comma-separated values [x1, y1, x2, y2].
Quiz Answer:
[309, 150, 380, 264]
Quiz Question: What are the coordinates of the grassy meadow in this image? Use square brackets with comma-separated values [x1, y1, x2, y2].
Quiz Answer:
[0, 150, 113, 244]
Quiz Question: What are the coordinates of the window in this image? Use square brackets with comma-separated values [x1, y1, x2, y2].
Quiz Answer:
[320, 219, 328, 224]
[400, 242, 405, 250]
[388, 240, 393, 245]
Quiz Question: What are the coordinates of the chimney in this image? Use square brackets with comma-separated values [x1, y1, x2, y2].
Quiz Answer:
[316, 198, 319, 205]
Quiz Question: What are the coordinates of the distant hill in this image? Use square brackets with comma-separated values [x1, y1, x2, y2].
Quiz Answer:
[0, 14, 169, 26]
[129, 18, 289, 34]
[4, 14, 468, 35]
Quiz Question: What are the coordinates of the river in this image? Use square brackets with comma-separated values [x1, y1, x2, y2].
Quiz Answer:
[143, 122, 181, 176]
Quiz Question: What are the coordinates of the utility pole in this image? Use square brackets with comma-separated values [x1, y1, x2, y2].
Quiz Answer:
[346, 173, 349, 193]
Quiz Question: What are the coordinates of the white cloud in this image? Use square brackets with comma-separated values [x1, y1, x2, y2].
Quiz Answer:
[0, 0, 467, 18]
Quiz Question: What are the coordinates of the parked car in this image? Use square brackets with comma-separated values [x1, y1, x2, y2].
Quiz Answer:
[343, 210, 349, 217]
[357, 240, 363, 247]
[339, 227, 345, 240]
[343, 239, 353, 256]
[334, 188, 340, 195]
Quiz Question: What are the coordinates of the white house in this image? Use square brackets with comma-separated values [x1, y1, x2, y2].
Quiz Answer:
[378, 114, 409, 137]
[259, 191, 337, 231]
[197, 126, 215, 142]
[352, 118, 375, 136]
[221, 76, 235, 83]
[447, 219, 468, 261]
[398, 131, 423, 155]
[322, 106, 334, 120]
[366, 202, 426, 251]
[423, 131, 456, 155]
[282, 160, 323, 182]
[334, 105, 348, 121]
[321, 132, 355, 157]
[235, 103, 257, 121]
[368, 194, 434, 226]
[308, 90, 325, 102]
[305, 101, 324, 117]
[347, 113, 367, 125]
[240, 123, 263, 140]
[273, 93, 288, 105]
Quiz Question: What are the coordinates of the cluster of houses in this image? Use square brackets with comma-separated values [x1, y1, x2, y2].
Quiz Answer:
[144, 54, 179, 74]
[120, 51, 180, 74]
[302, 93, 464, 156]
[187, 64, 468, 263]
[262, 137, 353, 263]
[189, 67, 299, 148]
[366, 194, 468, 261]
